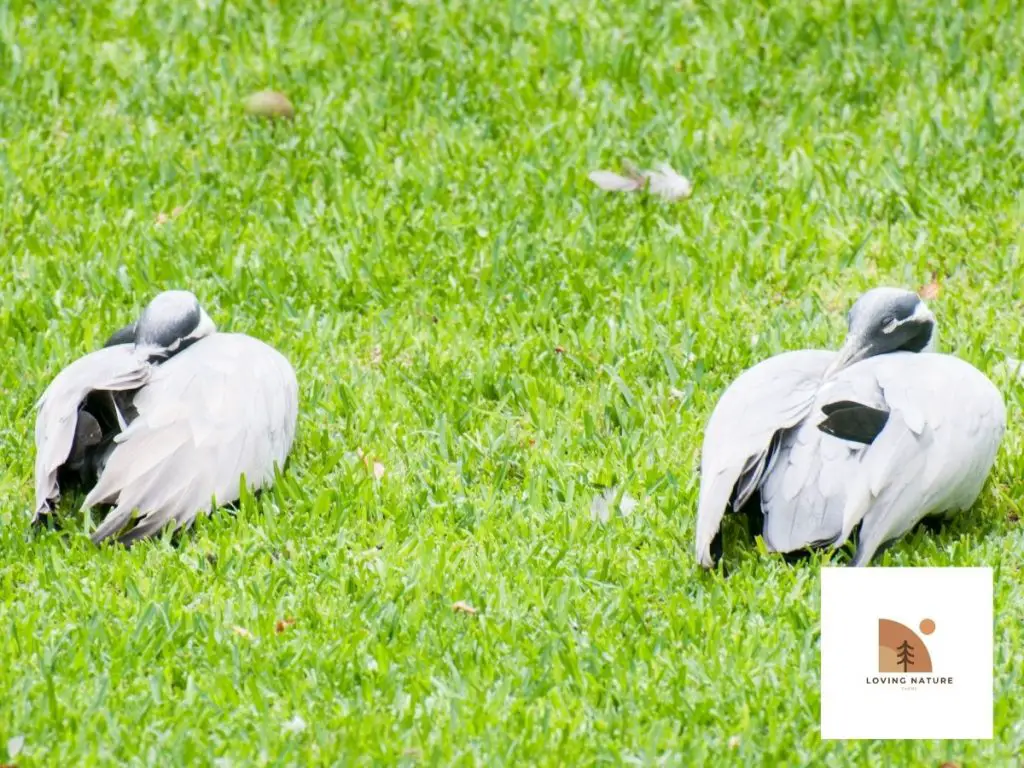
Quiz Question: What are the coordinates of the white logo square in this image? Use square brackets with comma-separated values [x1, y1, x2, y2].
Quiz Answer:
[820, 566, 993, 740]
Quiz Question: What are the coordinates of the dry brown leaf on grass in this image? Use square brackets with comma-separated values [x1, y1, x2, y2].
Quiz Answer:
[155, 206, 186, 227]
[244, 90, 295, 120]
[919, 280, 941, 300]
[452, 600, 478, 615]
[275, 617, 297, 634]
[351, 449, 386, 479]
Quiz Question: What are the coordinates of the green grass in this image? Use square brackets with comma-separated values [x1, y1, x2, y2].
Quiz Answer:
[2, 0, 1024, 764]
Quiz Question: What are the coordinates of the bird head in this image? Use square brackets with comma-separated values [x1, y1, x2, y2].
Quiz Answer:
[824, 287, 935, 378]
[130, 290, 216, 357]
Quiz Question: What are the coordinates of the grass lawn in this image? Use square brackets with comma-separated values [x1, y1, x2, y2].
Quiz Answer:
[2, 0, 1024, 764]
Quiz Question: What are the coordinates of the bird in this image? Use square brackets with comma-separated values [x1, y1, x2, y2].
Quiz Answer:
[33, 290, 299, 544]
[694, 287, 1005, 568]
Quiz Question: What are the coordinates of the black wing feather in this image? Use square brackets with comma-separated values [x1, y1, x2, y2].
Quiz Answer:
[817, 401, 890, 445]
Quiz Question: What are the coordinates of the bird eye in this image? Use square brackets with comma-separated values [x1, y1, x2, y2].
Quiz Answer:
[879, 315, 900, 334]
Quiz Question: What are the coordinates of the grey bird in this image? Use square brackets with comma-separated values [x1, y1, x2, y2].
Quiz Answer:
[33, 290, 298, 544]
[695, 287, 1005, 568]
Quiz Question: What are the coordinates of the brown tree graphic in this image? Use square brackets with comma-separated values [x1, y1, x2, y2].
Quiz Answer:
[896, 640, 915, 672]
[879, 619, 933, 672]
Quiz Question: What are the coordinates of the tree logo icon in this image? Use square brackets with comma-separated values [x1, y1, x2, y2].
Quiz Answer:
[895, 640, 914, 672]
[878, 619, 934, 673]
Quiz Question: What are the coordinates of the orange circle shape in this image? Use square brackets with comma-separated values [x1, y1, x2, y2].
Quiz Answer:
[919, 619, 936, 635]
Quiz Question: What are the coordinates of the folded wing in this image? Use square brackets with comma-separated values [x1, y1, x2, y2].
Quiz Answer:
[760, 361, 892, 553]
[695, 349, 833, 567]
[34, 345, 152, 521]
[762, 353, 1005, 565]
[85, 333, 299, 544]
[835, 354, 1005, 566]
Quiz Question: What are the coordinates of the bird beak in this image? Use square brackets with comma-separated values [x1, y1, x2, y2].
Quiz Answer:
[824, 335, 873, 379]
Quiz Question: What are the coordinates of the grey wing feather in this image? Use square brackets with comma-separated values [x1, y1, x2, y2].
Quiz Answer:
[695, 349, 833, 567]
[763, 353, 1005, 565]
[837, 354, 1005, 565]
[33, 345, 151, 520]
[760, 361, 890, 553]
[85, 333, 299, 544]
